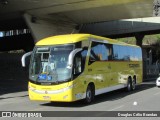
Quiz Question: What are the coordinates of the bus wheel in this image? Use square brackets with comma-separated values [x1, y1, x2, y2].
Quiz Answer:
[131, 78, 136, 91]
[126, 78, 132, 92]
[84, 85, 94, 104]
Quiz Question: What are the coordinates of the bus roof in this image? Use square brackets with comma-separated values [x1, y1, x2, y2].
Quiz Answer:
[36, 34, 139, 47]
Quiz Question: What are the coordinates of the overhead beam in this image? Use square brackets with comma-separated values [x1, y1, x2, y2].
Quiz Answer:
[80, 17, 160, 37]
[0, 0, 153, 24]
[23, 13, 78, 43]
[27, 0, 146, 15]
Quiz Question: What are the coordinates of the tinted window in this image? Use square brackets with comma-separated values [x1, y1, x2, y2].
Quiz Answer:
[73, 48, 88, 77]
[81, 48, 88, 70]
[113, 45, 142, 61]
[89, 42, 108, 61]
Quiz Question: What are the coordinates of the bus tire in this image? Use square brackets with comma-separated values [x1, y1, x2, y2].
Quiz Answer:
[131, 77, 136, 91]
[84, 85, 94, 104]
[126, 77, 132, 92]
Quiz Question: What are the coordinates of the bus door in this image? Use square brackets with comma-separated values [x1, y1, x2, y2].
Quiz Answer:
[88, 41, 111, 89]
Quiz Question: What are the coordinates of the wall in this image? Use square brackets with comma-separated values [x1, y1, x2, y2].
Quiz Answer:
[0, 53, 30, 94]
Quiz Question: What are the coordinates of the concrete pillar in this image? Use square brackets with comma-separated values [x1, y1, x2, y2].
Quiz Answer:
[23, 13, 78, 43]
[135, 33, 145, 80]
[135, 33, 144, 47]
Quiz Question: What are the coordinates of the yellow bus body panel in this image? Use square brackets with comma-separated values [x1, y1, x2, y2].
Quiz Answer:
[28, 75, 90, 102]
[36, 34, 137, 46]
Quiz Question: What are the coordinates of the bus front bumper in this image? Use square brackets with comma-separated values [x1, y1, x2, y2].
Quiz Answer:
[28, 82, 85, 102]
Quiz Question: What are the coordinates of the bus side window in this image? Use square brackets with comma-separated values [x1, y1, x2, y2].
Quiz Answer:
[89, 41, 110, 64]
[73, 49, 88, 77]
[73, 52, 82, 76]
[81, 48, 88, 71]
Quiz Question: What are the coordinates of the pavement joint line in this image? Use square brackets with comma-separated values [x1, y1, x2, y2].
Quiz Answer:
[153, 92, 160, 95]
[108, 105, 124, 111]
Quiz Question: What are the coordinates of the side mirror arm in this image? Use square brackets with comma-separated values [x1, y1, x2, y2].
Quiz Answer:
[67, 48, 82, 69]
[21, 51, 32, 67]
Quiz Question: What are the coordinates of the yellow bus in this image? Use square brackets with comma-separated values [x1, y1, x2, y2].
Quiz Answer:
[22, 34, 143, 103]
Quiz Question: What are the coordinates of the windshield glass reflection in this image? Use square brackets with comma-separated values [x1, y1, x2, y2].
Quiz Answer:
[30, 45, 74, 83]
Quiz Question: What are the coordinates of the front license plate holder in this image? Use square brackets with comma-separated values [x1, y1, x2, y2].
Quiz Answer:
[43, 96, 51, 100]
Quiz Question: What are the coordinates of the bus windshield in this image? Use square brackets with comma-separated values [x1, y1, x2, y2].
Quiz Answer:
[29, 44, 74, 84]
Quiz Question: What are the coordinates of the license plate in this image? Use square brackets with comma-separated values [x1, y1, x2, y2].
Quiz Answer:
[43, 96, 51, 100]
[38, 74, 47, 80]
